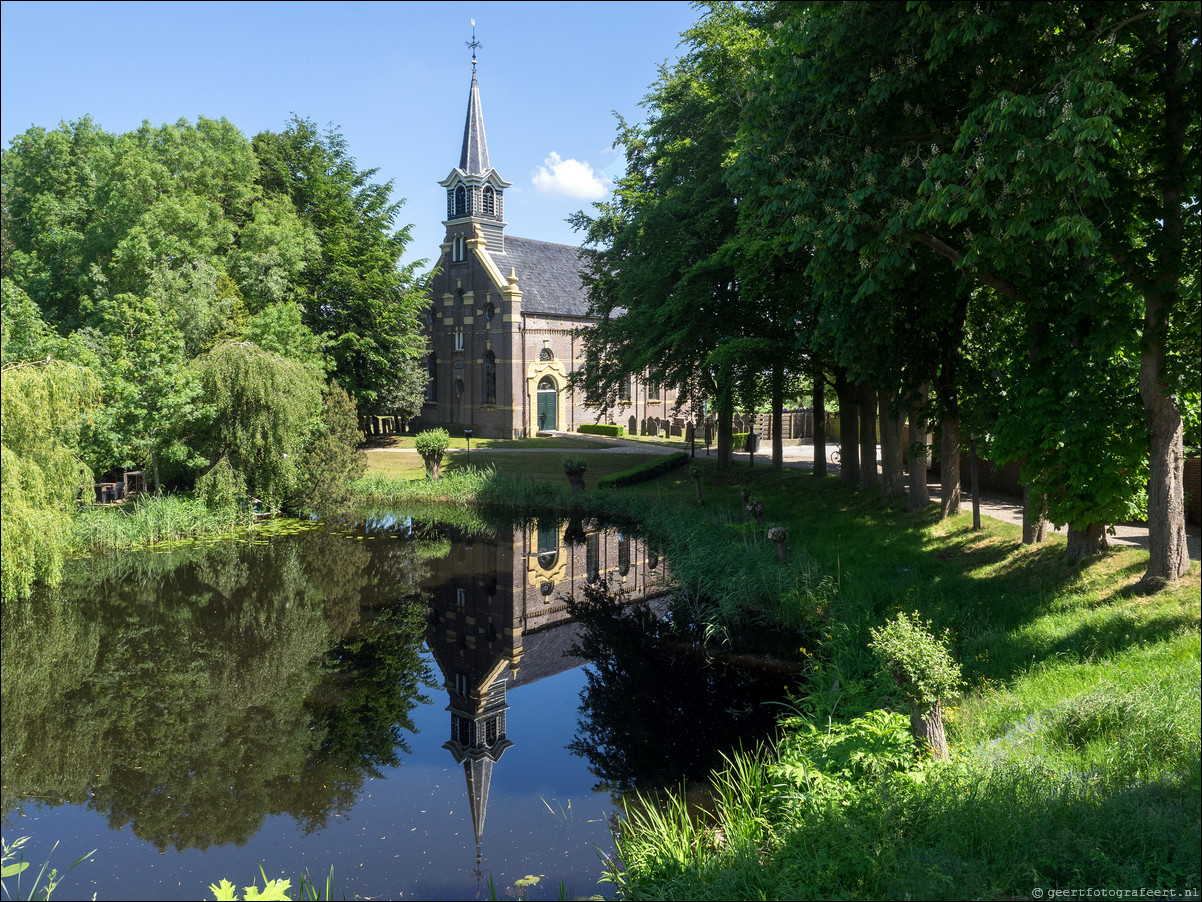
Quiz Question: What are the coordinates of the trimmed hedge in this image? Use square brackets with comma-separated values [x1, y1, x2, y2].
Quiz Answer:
[732, 432, 750, 451]
[579, 423, 625, 438]
[598, 452, 689, 489]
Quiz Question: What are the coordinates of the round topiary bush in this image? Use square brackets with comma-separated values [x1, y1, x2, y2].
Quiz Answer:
[414, 428, 450, 479]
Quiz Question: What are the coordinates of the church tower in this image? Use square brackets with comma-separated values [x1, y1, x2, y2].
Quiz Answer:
[423, 26, 664, 439]
[438, 47, 511, 254]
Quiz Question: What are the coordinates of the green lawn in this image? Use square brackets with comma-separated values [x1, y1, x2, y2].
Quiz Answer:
[363, 446, 675, 484]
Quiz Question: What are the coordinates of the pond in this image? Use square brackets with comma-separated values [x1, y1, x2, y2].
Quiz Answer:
[1, 513, 787, 900]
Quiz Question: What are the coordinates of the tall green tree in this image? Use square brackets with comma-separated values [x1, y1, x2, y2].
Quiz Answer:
[253, 117, 429, 418]
[76, 292, 205, 489]
[570, 4, 769, 466]
[1, 115, 372, 490]
[736, 2, 1198, 579]
[915, 1, 1199, 581]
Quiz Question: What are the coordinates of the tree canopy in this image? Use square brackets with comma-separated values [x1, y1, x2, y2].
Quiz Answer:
[1, 114, 423, 597]
[569, 0, 1198, 585]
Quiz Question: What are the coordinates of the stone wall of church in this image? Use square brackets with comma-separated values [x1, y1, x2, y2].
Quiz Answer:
[419, 239, 685, 439]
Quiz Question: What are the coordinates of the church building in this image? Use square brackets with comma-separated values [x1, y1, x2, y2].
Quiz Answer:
[420, 57, 676, 438]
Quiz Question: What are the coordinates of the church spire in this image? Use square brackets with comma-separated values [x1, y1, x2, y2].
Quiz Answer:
[459, 21, 490, 176]
[440, 22, 510, 244]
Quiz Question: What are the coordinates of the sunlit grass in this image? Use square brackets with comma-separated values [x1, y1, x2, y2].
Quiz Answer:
[362, 448, 672, 485]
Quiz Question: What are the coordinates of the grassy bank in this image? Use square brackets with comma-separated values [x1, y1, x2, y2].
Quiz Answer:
[600, 467, 1201, 900]
[356, 459, 1199, 899]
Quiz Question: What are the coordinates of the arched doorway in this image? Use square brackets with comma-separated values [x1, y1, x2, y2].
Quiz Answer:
[537, 376, 558, 431]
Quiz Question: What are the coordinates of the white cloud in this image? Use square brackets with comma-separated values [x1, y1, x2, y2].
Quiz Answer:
[532, 152, 611, 199]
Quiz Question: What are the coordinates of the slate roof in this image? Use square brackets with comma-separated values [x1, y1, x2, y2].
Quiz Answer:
[507, 617, 588, 688]
[491, 236, 592, 318]
[459, 70, 490, 176]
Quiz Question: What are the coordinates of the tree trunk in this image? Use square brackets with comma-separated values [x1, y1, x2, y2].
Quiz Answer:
[771, 361, 784, 471]
[879, 390, 906, 500]
[937, 294, 967, 520]
[907, 384, 931, 511]
[567, 473, 586, 494]
[911, 700, 949, 760]
[1065, 522, 1109, 561]
[1022, 481, 1049, 544]
[970, 435, 981, 531]
[716, 391, 734, 469]
[940, 414, 961, 519]
[836, 373, 860, 484]
[1136, 16, 1189, 588]
[812, 364, 827, 477]
[151, 449, 162, 494]
[1143, 383, 1189, 586]
[859, 382, 878, 490]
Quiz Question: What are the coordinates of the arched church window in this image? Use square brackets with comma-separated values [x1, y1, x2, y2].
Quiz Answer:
[618, 532, 630, 577]
[483, 351, 497, 405]
[455, 185, 466, 216]
[485, 302, 495, 325]
[483, 185, 495, 215]
[426, 353, 437, 401]
[537, 517, 558, 570]
[539, 347, 554, 362]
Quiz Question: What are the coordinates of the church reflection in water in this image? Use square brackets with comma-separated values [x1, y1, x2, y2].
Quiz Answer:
[421, 519, 666, 863]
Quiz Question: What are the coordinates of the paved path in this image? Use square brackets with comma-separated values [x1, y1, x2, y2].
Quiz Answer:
[369, 433, 1200, 562]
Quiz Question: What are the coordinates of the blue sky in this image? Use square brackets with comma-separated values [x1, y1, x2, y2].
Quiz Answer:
[1, 0, 701, 268]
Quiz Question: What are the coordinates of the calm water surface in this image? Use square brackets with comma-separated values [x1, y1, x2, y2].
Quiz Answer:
[1, 515, 783, 900]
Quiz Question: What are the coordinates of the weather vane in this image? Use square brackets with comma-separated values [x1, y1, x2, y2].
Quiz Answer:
[466, 19, 482, 70]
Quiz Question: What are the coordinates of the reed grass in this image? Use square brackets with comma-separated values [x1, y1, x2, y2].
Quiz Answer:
[71, 494, 251, 551]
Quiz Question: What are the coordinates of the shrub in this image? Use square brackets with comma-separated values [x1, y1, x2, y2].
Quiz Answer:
[598, 452, 689, 488]
[870, 611, 963, 758]
[414, 428, 450, 479]
[579, 423, 625, 438]
[732, 432, 750, 451]
[562, 455, 589, 475]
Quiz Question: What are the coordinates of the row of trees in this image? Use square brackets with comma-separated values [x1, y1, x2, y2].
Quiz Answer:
[572, 1, 1199, 587]
[1, 115, 430, 600]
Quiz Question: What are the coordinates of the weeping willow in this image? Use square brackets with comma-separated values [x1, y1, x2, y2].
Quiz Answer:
[193, 341, 325, 509]
[1, 359, 97, 601]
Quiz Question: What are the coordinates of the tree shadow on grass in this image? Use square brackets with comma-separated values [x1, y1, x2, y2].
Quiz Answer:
[715, 471, 1197, 688]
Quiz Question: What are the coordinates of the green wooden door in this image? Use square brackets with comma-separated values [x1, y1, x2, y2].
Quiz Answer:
[536, 377, 557, 431]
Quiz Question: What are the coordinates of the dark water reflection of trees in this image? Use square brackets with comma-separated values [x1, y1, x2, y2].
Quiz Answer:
[566, 581, 788, 796]
[0, 524, 438, 852]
